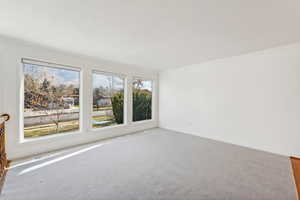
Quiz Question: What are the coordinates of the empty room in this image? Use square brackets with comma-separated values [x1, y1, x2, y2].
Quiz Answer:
[0, 0, 300, 199]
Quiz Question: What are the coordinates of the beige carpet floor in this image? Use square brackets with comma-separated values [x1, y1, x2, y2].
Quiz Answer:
[2, 128, 297, 200]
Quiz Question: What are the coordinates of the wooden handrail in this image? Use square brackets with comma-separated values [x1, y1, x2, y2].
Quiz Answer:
[0, 113, 9, 195]
[0, 114, 10, 123]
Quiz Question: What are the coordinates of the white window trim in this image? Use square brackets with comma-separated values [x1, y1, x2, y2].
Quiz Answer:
[20, 58, 83, 142]
[22, 58, 81, 71]
[20, 59, 157, 142]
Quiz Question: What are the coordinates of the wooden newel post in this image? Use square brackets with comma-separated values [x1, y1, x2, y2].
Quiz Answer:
[0, 114, 10, 194]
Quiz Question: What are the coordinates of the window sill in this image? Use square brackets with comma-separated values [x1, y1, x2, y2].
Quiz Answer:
[20, 130, 82, 144]
[131, 119, 155, 124]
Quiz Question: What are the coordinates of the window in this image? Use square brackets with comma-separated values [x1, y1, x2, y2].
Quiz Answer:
[92, 72, 124, 128]
[21, 58, 155, 141]
[132, 79, 152, 122]
[23, 60, 80, 138]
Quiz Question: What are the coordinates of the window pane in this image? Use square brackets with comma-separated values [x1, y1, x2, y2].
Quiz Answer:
[23, 63, 80, 138]
[133, 79, 152, 122]
[92, 73, 124, 128]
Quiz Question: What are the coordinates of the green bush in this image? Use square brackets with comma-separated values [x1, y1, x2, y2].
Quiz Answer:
[133, 90, 152, 121]
[111, 92, 124, 124]
[111, 90, 152, 123]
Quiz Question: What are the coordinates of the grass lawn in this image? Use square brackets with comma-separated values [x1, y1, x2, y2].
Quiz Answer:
[24, 114, 123, 138]
[93, 106, 113, 111]
[24, 120, 79, 138]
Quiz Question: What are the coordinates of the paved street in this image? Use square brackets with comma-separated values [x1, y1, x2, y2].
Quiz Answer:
[24, 109, 113, 127]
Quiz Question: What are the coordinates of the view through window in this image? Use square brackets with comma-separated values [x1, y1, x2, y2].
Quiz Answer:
[92, 72, 124, 128]
[133, 79, 152, 122]
[23, 62, 80, 138]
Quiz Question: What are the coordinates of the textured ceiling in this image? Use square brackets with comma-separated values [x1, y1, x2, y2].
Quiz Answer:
[1, 0, 300, 71]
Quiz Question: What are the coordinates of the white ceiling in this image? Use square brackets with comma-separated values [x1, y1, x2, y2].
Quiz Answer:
[1, 0, 300, 71]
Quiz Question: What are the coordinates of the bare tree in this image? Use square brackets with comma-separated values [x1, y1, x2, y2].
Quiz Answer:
[25, 76, 72, 133]
[133, 79, 143, 90]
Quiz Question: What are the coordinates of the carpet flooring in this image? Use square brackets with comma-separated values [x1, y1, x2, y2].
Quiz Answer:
[1, 128, 297, 200]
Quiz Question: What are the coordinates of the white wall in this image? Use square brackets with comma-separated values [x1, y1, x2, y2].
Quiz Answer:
[0, 35, 158, 160]
[159, 43, 300, 157]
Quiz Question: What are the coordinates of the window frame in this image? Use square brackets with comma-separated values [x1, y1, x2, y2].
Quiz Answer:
[20, 58, 83, 142]
[90, 70, 127, 130]
[18, 59, 157, 143]
[132, 76, 155, 123]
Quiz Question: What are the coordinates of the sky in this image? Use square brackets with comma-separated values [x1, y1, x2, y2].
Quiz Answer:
[135, 79, 152, 91]
[92, 74, 152, 91]
[93, 73, 124, 90]
[24, 63, 152, 91]
[24, 63, 80, 87]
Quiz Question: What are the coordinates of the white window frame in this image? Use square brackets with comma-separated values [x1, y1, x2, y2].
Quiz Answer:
[20, 58, 83, 142]
[90, 70, 127, 130]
